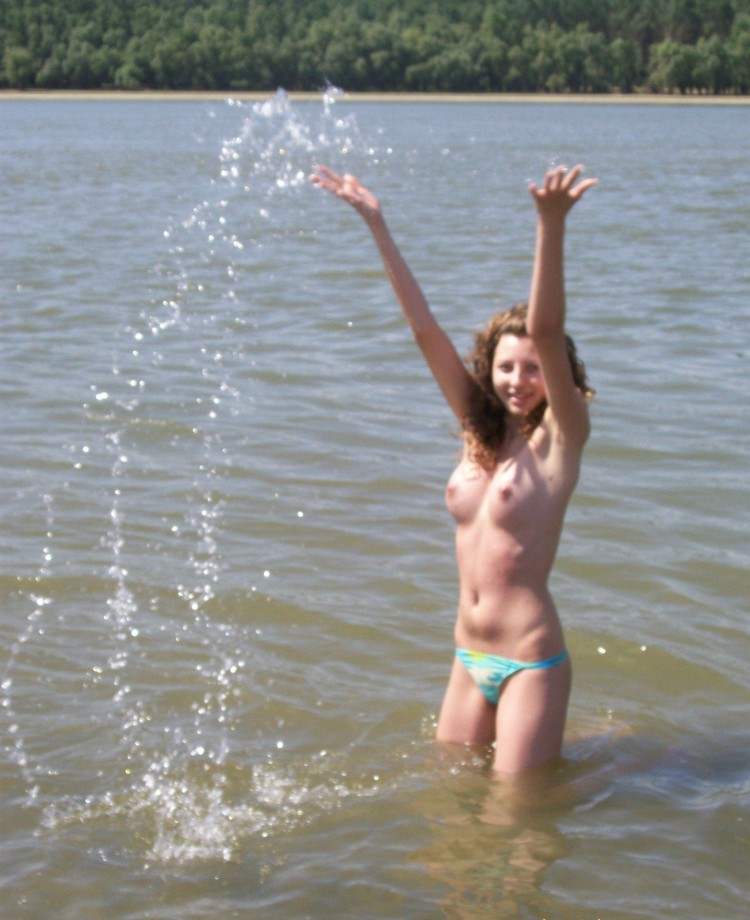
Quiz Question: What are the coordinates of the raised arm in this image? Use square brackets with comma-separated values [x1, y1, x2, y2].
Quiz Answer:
[527, 164, 597, 444]
[310, 166, 476, 423]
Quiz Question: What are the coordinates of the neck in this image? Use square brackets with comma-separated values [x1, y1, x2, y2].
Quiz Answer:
[498, 425, 525, 461]
[504, 417, 525, 441]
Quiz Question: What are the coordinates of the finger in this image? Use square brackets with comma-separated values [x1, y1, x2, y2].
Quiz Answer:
[313, 165, 344, 186]
[560, 164, 583, 190]
[570, 177, 598, 199]
[309, 173, 335, 191]
[549, 166, 568, 192]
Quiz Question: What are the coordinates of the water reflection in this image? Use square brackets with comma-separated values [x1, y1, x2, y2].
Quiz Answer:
[410, 726, 668, 918]
[413, 761, 570, 917]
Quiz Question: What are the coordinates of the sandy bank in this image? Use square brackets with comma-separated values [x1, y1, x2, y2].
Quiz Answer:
[2, 89, 749, 105]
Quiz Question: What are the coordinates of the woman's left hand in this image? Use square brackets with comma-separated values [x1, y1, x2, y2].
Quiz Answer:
[529, 164, 598, 220]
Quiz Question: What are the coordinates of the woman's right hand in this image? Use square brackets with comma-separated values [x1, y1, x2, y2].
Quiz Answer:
[310, 164, 475, 423]
[309, 165, 382, 222]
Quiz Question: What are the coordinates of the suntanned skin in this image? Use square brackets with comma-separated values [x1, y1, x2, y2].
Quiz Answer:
[310, 163, 597, 774]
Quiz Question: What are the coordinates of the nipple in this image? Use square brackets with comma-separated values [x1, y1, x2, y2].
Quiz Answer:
[500, 486, 513, 501]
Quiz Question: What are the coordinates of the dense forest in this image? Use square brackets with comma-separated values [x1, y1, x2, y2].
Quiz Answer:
[2, 0, 750, 94]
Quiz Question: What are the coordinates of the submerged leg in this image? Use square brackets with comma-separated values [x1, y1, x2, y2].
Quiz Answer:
[492, 655, 572, 775]
[436, 655, 496, 747]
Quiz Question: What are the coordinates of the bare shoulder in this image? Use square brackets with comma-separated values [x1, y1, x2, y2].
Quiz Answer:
[530, 408, 588, 485]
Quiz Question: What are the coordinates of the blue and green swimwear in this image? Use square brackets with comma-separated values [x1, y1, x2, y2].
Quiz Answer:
[456, 647, 569, 705]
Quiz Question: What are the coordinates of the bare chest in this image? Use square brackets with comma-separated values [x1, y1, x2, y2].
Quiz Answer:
[445, 453, 549, 528]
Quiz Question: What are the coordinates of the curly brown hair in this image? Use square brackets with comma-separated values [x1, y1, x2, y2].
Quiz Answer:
[463, 303, 593, 469]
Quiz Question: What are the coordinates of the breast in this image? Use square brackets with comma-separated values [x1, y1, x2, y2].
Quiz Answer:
[445, 460, 491, 524]
[485, 462, 539, 528]
[446, 454, 542, 529]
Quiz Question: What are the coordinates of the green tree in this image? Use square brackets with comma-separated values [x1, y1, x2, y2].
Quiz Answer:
[692, 33, 732, 91]
[609, 36, 639, 92]
[504, 31, 533, 91]
[648, 38, 699, 92]
[727, 13, 750, 91]
[3, 45, 35, 87]
[559, 25, 611, 92]
[150, 33, 195, 88]
[0, 0, 748, 92]
[527, 24, 566, 92]
[476, 34, 509, 91]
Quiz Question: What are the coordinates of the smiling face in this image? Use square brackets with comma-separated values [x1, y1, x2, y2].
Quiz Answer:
[491, 334, 547, 419]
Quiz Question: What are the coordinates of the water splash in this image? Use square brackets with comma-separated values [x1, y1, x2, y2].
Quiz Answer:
[40, 747, 389, 864]
[1, 492, 56, 805]
[103, 432, 138, 692]
[218, 88, 365, 198]
[5, 87, 385, 865]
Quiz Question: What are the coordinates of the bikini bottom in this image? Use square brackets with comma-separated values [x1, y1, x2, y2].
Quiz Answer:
[455, 647, 569, 706]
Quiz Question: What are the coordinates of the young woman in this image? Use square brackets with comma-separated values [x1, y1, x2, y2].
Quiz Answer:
[310, 163, 597, 774]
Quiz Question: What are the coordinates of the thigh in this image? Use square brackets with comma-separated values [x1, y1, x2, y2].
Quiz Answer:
[436, 655, 497, 747]
[492, 656, 572, 774]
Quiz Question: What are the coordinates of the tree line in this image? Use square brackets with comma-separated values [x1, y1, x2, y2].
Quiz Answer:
[2, 0, 750, 94]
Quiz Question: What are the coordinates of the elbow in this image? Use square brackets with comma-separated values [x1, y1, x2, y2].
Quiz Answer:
[525, 303, 565, 342]
[525, 286, 566, 340]
[413, 320, 439, 347]
[527, 321, 563, 344]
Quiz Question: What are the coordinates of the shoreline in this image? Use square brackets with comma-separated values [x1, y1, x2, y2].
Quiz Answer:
[2, 89, 749, 105]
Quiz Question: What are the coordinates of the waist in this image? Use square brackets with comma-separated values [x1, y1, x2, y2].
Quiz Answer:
[456, 646, 569, 670]
[454, 588, 564, 658]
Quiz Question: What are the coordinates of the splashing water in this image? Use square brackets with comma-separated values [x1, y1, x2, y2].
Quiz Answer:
[2, 87, 389, 865]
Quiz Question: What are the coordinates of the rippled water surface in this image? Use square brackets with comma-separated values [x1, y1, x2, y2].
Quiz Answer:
[1, 93, 748, 918]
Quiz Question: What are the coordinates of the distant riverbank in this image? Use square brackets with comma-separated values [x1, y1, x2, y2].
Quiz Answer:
[2, 89, 750, 105]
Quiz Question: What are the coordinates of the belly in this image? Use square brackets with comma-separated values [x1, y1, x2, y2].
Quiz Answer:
[452, 524, 562, 650]
[454, 579, 562, 655]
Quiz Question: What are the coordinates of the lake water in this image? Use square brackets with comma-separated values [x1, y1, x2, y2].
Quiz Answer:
[1, 91, 748, 918]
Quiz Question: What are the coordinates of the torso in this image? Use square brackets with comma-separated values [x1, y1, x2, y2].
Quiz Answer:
[444, 420, 581, 659]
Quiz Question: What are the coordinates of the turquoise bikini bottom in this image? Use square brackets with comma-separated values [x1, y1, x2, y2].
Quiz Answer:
[456, 647, 569, 705]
